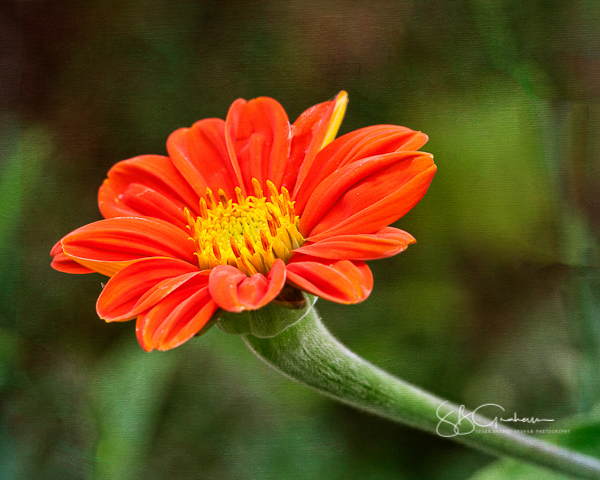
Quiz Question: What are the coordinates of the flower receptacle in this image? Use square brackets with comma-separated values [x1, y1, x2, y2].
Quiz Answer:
[217, 293, 317, 338]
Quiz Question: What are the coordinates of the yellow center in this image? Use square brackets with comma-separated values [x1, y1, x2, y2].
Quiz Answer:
[184, 179, 305, 276]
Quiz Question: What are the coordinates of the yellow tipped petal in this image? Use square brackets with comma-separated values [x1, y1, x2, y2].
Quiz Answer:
[320, 91, 348, 150]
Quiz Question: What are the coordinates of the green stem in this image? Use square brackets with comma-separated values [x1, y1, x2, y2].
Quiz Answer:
[242, 303, 600, 480]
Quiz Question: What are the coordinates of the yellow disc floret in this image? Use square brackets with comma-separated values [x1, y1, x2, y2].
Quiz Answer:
[184, 179, 305, 276]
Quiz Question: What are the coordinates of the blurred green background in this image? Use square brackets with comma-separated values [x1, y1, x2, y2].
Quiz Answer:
[2, 0, 600, 478]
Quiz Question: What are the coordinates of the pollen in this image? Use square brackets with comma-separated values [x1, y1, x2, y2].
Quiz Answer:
[184, 180, 305, 276]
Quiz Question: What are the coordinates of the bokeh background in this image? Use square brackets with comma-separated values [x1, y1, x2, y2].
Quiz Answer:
[3, 0, 600, 478]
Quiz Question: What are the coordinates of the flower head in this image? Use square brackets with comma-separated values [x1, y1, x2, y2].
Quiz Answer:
[51, 92, 436, 351]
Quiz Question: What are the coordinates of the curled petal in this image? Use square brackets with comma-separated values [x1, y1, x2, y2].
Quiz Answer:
[209, 259, 286, 312]
[285, 255, 373, 304]
[112, 183, 190, 229]
[98, 181, 139, 219]
[300, 152, 436, 241]
[98, 155, 199, 220]
[167, 118, 241, 199]
[50, 239, 94, 274]
[61, 217, 196, 277]
[97, 258, 201, 322]
[294, 125, 428, 214]
[284, 91, 348, 194]
[136, 279, 217, 352]
[225, 97, 291, 192]
[294, 227, 416, 260]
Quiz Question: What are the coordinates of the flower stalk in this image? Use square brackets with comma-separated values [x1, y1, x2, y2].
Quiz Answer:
[231, 299, 600, 480]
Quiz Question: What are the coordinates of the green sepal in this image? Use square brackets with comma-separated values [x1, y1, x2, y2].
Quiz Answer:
[217, 293, 317, 338]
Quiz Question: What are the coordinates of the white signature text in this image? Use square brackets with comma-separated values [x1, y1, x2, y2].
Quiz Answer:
[435, 402, 555, 437]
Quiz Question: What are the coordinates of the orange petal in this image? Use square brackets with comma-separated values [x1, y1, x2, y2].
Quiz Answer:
[61, 217, 196, 277]
[136, 279, 217, 351]
[208, 259, 286, 312]
[294, 125, 428, 214]
[50, 238, 63, 258]
[51, 251, 95, 274]
[285, 255, 373, 304]
[225, 97, 291, 191]
[113, 183, 190, 229]
[98, 180, 138, 219]
[300, 152, 436, 241]
[223, 99, 248, 195]
[133, 271, 207, 314]
[294, 227, 416, 260]
[167, 118, 241, 199]
[98, 155, 199, 220]
[299, 152, 418, 235]
[96, 258, 201, 322]
[50, 238, 94, 274]
[284, 91, 348, 194]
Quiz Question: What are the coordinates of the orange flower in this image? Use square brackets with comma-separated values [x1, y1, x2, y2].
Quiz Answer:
[51, 92, 436, 351]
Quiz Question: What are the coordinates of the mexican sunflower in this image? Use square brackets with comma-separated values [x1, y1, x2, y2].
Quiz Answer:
[50, 92, 436, 352]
